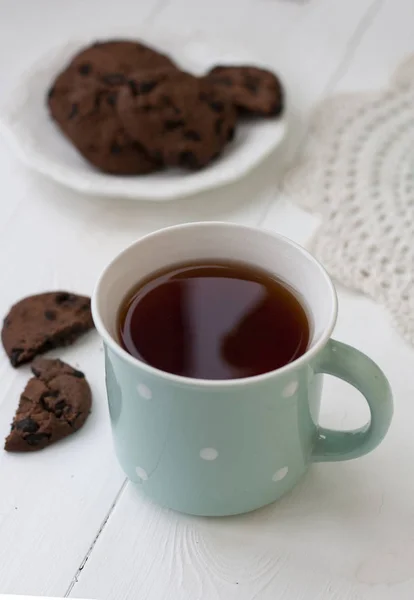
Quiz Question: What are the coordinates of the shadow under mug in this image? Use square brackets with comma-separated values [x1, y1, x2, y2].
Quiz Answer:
[92, 222, 393, 516]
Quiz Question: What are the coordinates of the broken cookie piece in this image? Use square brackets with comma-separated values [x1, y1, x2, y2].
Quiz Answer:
[1, 291, 94, 367]
[5, 357, 92, 452]
[206, 65, 284, 117]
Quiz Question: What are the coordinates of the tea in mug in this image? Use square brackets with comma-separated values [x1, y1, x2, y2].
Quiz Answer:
[118, 261, 310, 380]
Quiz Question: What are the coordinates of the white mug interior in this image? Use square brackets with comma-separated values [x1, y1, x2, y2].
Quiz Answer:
[92, 222, 337, 378]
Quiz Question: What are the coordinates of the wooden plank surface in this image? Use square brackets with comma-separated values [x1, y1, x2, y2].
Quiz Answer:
[1, 1, 412, 599]
[41, 2, 402, 600]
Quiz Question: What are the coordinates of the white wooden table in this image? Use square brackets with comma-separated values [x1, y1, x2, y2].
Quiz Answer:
[1, 1, 414, 599]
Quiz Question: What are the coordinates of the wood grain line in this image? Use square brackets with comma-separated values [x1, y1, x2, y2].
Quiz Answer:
[64, 479, 128, 597]
[143, 0, 171, 27]
[323, 0, 385, 95]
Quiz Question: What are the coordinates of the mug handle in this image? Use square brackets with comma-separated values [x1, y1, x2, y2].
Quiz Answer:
[311, 339, 393, 462]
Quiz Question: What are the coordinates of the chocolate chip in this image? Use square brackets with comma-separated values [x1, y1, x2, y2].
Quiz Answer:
[164, 119, 185, 131]
[56, 292, 77, 305]
[78, 63, 92, 76]
[245, 76, 260, 92]
[68, 104, 78, 120]
[44, 310, 57, 321]
[54, 400, 67, 412]
[110, 142, 122, 154]
[72, 369, 85, 379]
[140, 81, 157, 94]
[126, 77, 157, 95]
[179, 151, 199, 169]
[15, 418, 39, 433]
[159, 95, 180, 113]
[209, 101, 224, 113]
[31, 366, 41, 378]
[40, 392, 59, 414]
[199, 92, 212, 103]
[55, 292, 70, 304]
[106, 93, 117, 107]
[152, 150, 163, 162]
[215, 119, 223, 135]
[245, 82, 258, 94]
[94, 91, 104, 109]
[161, 95, 174, 107]
[10, 349, 23, 367]
[128, 80, 139, 96]
[184, 130, 201, 141]
[102, 73, 126, 86]
[25, 433, 50, 446]
[227, 126, 235, 142]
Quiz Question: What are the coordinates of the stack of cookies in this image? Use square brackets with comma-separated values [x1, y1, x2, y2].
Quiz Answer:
[47, 39, 284, 175]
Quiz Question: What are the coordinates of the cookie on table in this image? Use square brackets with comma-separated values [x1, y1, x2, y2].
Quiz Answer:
[49, 82, 160, 175]
[118, 70, 237, 169]
[4, 357, 92, 452]
[2, 292, 94, 368]
[206, 65, 284, 117]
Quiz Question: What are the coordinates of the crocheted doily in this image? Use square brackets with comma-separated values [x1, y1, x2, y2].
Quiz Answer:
[283, 55, 414, 344]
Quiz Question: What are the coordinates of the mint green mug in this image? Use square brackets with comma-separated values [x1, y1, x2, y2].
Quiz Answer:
[92, 222, 393, 516]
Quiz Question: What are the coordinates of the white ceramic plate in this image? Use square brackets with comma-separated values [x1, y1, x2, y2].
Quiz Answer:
[0, 30, 287, 201]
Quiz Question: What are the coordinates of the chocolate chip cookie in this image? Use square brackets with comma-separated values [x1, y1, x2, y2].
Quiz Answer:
[2, 292, 94, 367]
[4, 357, 92, 452]
[118, 70, 237, 169]
[206, 65, 284, 117]
[47, 39, 177, 174]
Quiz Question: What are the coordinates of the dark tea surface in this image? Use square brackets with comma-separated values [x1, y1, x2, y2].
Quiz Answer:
[118, 261, 309, 380]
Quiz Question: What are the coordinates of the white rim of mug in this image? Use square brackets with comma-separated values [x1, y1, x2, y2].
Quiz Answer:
[91, 222, 338, 388]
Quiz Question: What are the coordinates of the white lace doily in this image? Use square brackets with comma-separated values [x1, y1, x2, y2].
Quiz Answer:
[284, 55, 414, 345]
